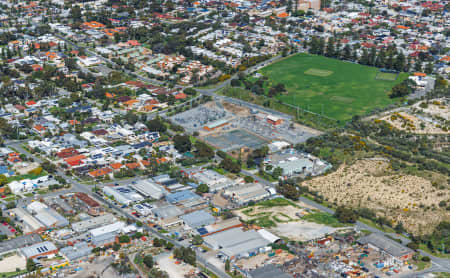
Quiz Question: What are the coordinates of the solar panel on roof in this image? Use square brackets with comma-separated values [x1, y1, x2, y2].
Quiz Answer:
[197, 227, 208, 235]
[43, 246, 48, 251]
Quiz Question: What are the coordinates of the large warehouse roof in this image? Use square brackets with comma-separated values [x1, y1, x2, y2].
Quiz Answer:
[90, 221, 125, 238]
[0, 234, 42, 255]
[357, 233, 413, 258]
[20, 241, 57, 258]
[166, 190, 199, 204]
[130, 179, 166, 199]
[152, 205, 183, 219]
[180, 210, 215, 228]
[204, 227, 270, 258]
[72, 213, 116, 233]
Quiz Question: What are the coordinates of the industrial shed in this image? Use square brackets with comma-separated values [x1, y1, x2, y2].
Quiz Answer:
[180, 210, 215, 229]
[71, 213, 116, 233]
[357, 233, 414, 261]
[60, 242, 92, 261]
[103, 186, 143, 205]
[20, 241, 58, 259]
[130, 179, 166, 199]
[203, 227, 271, 260]
[166, 189, 200, 204]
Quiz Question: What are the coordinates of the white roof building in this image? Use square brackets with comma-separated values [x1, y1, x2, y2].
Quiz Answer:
[89, 221, 126, 238]
[130, 180, 166, 199]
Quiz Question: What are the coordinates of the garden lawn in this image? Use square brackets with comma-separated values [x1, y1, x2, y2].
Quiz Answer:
[258, 53, 408, 122]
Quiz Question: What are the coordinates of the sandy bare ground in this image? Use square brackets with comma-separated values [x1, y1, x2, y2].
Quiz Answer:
[302, 159, 450, 234]
[235, 203, 305, 223]
[235, 201, 346, 241]
[0, 254, 26, 273]
[381, 112, 448, 134]
[271, 222, 342, 241]
[412, 99, 449, 121]
[156, 253, 195, 278]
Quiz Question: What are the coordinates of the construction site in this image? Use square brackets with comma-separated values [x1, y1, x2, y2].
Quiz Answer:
[170, 101, 320, 152]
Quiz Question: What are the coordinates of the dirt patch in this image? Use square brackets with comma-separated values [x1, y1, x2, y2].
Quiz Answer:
[381, 112, 448, 134]
[271, 222, 344, 241]
[222, 101, 250, 117]
[156, 253, 196, 278]
[0, 254, 26, 273]
[302, 159, 450, 234]
[412, 99, 449, 121]
[235, 203, 303, 225]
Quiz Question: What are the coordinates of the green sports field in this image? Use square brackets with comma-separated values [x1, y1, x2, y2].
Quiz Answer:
[259, 53, 408, 122]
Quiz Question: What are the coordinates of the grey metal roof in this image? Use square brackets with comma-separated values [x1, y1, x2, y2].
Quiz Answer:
[20, 241, 57, 258]
[152, 205, 183, 219]
[248, 264, 292, 278]
[357, 233, 413, 258]
[35, 208, 69, 228]
[71, 214, 116, 233]
[130, 179, 166, 199]
[0, 234, 42, 255]
[180, 210, 215, 228]
[91, 231, 116, 246]
[204, 227, 270, 258]
[60, 242, 92, 261]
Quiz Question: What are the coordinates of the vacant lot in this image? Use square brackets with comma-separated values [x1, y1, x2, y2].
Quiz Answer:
[302, 159, 450, 234]
[412, 99, 449, 121]
[235, 198, 303, 228]
[235, 198, 349, 240]
[381, 112, 448, 134]
[156, 253, 195, 278]
[0, 254, 26, 273]
[258, 53, 408, 122]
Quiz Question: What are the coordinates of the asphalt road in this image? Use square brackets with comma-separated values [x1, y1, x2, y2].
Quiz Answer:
[15, 34, 450, 276]
[5, 140, 231, 278]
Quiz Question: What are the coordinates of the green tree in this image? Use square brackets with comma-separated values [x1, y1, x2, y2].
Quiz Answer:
[394, 222, 405, 234]
[70, 5, 82, 22]
[225, 259, 230, 272]
[143, 254, 154, 268]
[0, 174, 8, 186]
[335, 206, 358, 223]
[394, 52, 405, 72]
[342, 44, 351, 60]
[368, 47, 377, 66]
[359, 48, 369, 65]
[26, 258, 37, 272]
[414, 61, 422, 72]
[113, 243, 121, 251]
[196, 184, 209, 194]
[194, 141, 214, 158]
[276, 182, 300, 200]
[173, 134, 191, 153]
[325, 38, 335, 57]
[219, 157, 241, 173]
[146, 117, 167, 132]
[272, 167, 283, 178]
[118, 235, 130, 244]
[173, 247, 196, 266]
[192, 235, 203, 245]
[244, 175, 254, 183]
[424, 62, 434, 74]
[375, 48, 386, 68]
[390, 81, 412, 98]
